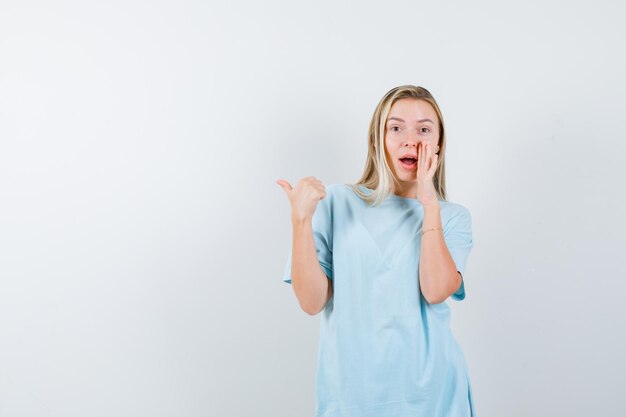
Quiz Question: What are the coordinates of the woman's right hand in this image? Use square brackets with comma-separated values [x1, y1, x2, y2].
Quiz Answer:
[276, 177, 327, 222]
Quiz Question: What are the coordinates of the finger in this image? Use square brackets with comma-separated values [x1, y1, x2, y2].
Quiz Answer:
[428, 154, 438, 177]
[416, 144, 420, 174]
[417, 143, 423, 174]
[276, 179, 293, 194]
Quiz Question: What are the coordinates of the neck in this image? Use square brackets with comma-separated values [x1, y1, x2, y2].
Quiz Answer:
[394, 182, 417, 199]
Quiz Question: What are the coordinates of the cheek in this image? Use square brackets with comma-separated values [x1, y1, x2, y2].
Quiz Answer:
[383, 146, 397, 165]
[385, 137, 398, 155]
[422, 137, 436, 149]
[384, 139, 393, 157]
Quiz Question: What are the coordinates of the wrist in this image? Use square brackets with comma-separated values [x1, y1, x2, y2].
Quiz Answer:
[291, 215, 312, 227]
[421, 226, 443, 236]
[422, 201, 440, 210]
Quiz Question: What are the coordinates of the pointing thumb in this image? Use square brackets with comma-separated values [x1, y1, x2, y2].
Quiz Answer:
[276, 179, 293, 195]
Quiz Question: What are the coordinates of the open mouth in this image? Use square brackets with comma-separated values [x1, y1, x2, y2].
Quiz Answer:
[399, 157, 417, 170]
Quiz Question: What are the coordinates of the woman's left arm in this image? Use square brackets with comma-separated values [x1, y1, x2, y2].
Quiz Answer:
[418, 202, 462, 304]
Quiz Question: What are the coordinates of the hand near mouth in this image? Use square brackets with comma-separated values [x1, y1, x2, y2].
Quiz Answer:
[416, 142, 439, 207]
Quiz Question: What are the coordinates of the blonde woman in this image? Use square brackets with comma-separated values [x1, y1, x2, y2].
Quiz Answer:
[277, 85, 475, 417]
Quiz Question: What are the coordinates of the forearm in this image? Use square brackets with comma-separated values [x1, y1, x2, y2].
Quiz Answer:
[418, 203, 461, 304]
[290, 217, 332, 315]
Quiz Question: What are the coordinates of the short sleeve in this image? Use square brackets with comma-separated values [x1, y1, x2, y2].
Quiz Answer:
[443, 206, 474, 301]
[282, 186, 334, 284]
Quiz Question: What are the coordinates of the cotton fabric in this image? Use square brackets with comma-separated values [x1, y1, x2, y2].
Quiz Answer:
[283, 183, 475, 417]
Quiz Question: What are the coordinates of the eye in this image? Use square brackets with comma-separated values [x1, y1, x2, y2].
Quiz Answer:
[420, 127, 431, 134]
[390, 126, 400, 132]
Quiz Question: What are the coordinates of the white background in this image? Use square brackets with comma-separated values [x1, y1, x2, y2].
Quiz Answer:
[1, 0, 625, 416]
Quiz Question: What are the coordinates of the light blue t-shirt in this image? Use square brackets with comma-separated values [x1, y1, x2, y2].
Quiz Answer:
[283, 183, 476, 417]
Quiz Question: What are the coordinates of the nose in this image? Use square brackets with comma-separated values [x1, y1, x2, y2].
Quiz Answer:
[403, 131, 427, 147]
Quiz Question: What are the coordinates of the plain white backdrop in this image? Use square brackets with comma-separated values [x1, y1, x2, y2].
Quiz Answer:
[1, 0, 625, 416]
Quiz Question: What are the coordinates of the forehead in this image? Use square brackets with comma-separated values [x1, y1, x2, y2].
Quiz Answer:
[387, 98, 437, 122]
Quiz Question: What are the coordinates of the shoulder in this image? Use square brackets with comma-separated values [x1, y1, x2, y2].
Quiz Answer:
[439, 200, 472, 231]
[322, 183, 353, 201]
[439, 200, 471, 216]
[324, 183, 348, 193]
[317, 183, 357, 213]
[314, 183, 344, 213]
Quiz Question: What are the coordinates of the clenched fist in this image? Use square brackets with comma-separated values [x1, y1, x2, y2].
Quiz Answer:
[276, 176, 327, 223]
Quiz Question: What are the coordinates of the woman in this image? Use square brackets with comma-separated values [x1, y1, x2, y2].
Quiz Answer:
[276, 85, 475, 417]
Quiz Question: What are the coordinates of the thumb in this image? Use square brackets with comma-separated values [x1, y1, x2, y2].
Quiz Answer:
[276, 179, 293, 195]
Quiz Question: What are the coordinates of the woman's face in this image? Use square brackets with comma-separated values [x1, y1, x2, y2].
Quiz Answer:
[384, 98, 440, 183]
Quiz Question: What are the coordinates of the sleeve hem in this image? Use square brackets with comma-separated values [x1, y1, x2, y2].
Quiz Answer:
[450, 272, 466, 301]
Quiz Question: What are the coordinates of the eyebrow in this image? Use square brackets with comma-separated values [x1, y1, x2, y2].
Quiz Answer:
[387, 117, 435, 124]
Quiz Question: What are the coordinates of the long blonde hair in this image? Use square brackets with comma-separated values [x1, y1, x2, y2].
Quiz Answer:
[349, 85, 448, 206]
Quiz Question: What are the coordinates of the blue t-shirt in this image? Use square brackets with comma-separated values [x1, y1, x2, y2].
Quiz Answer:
[283, 183, 476, 417]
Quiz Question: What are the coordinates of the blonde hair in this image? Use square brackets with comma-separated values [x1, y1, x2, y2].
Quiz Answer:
[349, 85, 448, 206]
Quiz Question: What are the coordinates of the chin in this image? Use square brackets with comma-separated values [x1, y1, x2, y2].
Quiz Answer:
[397, 174, 416, 183]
